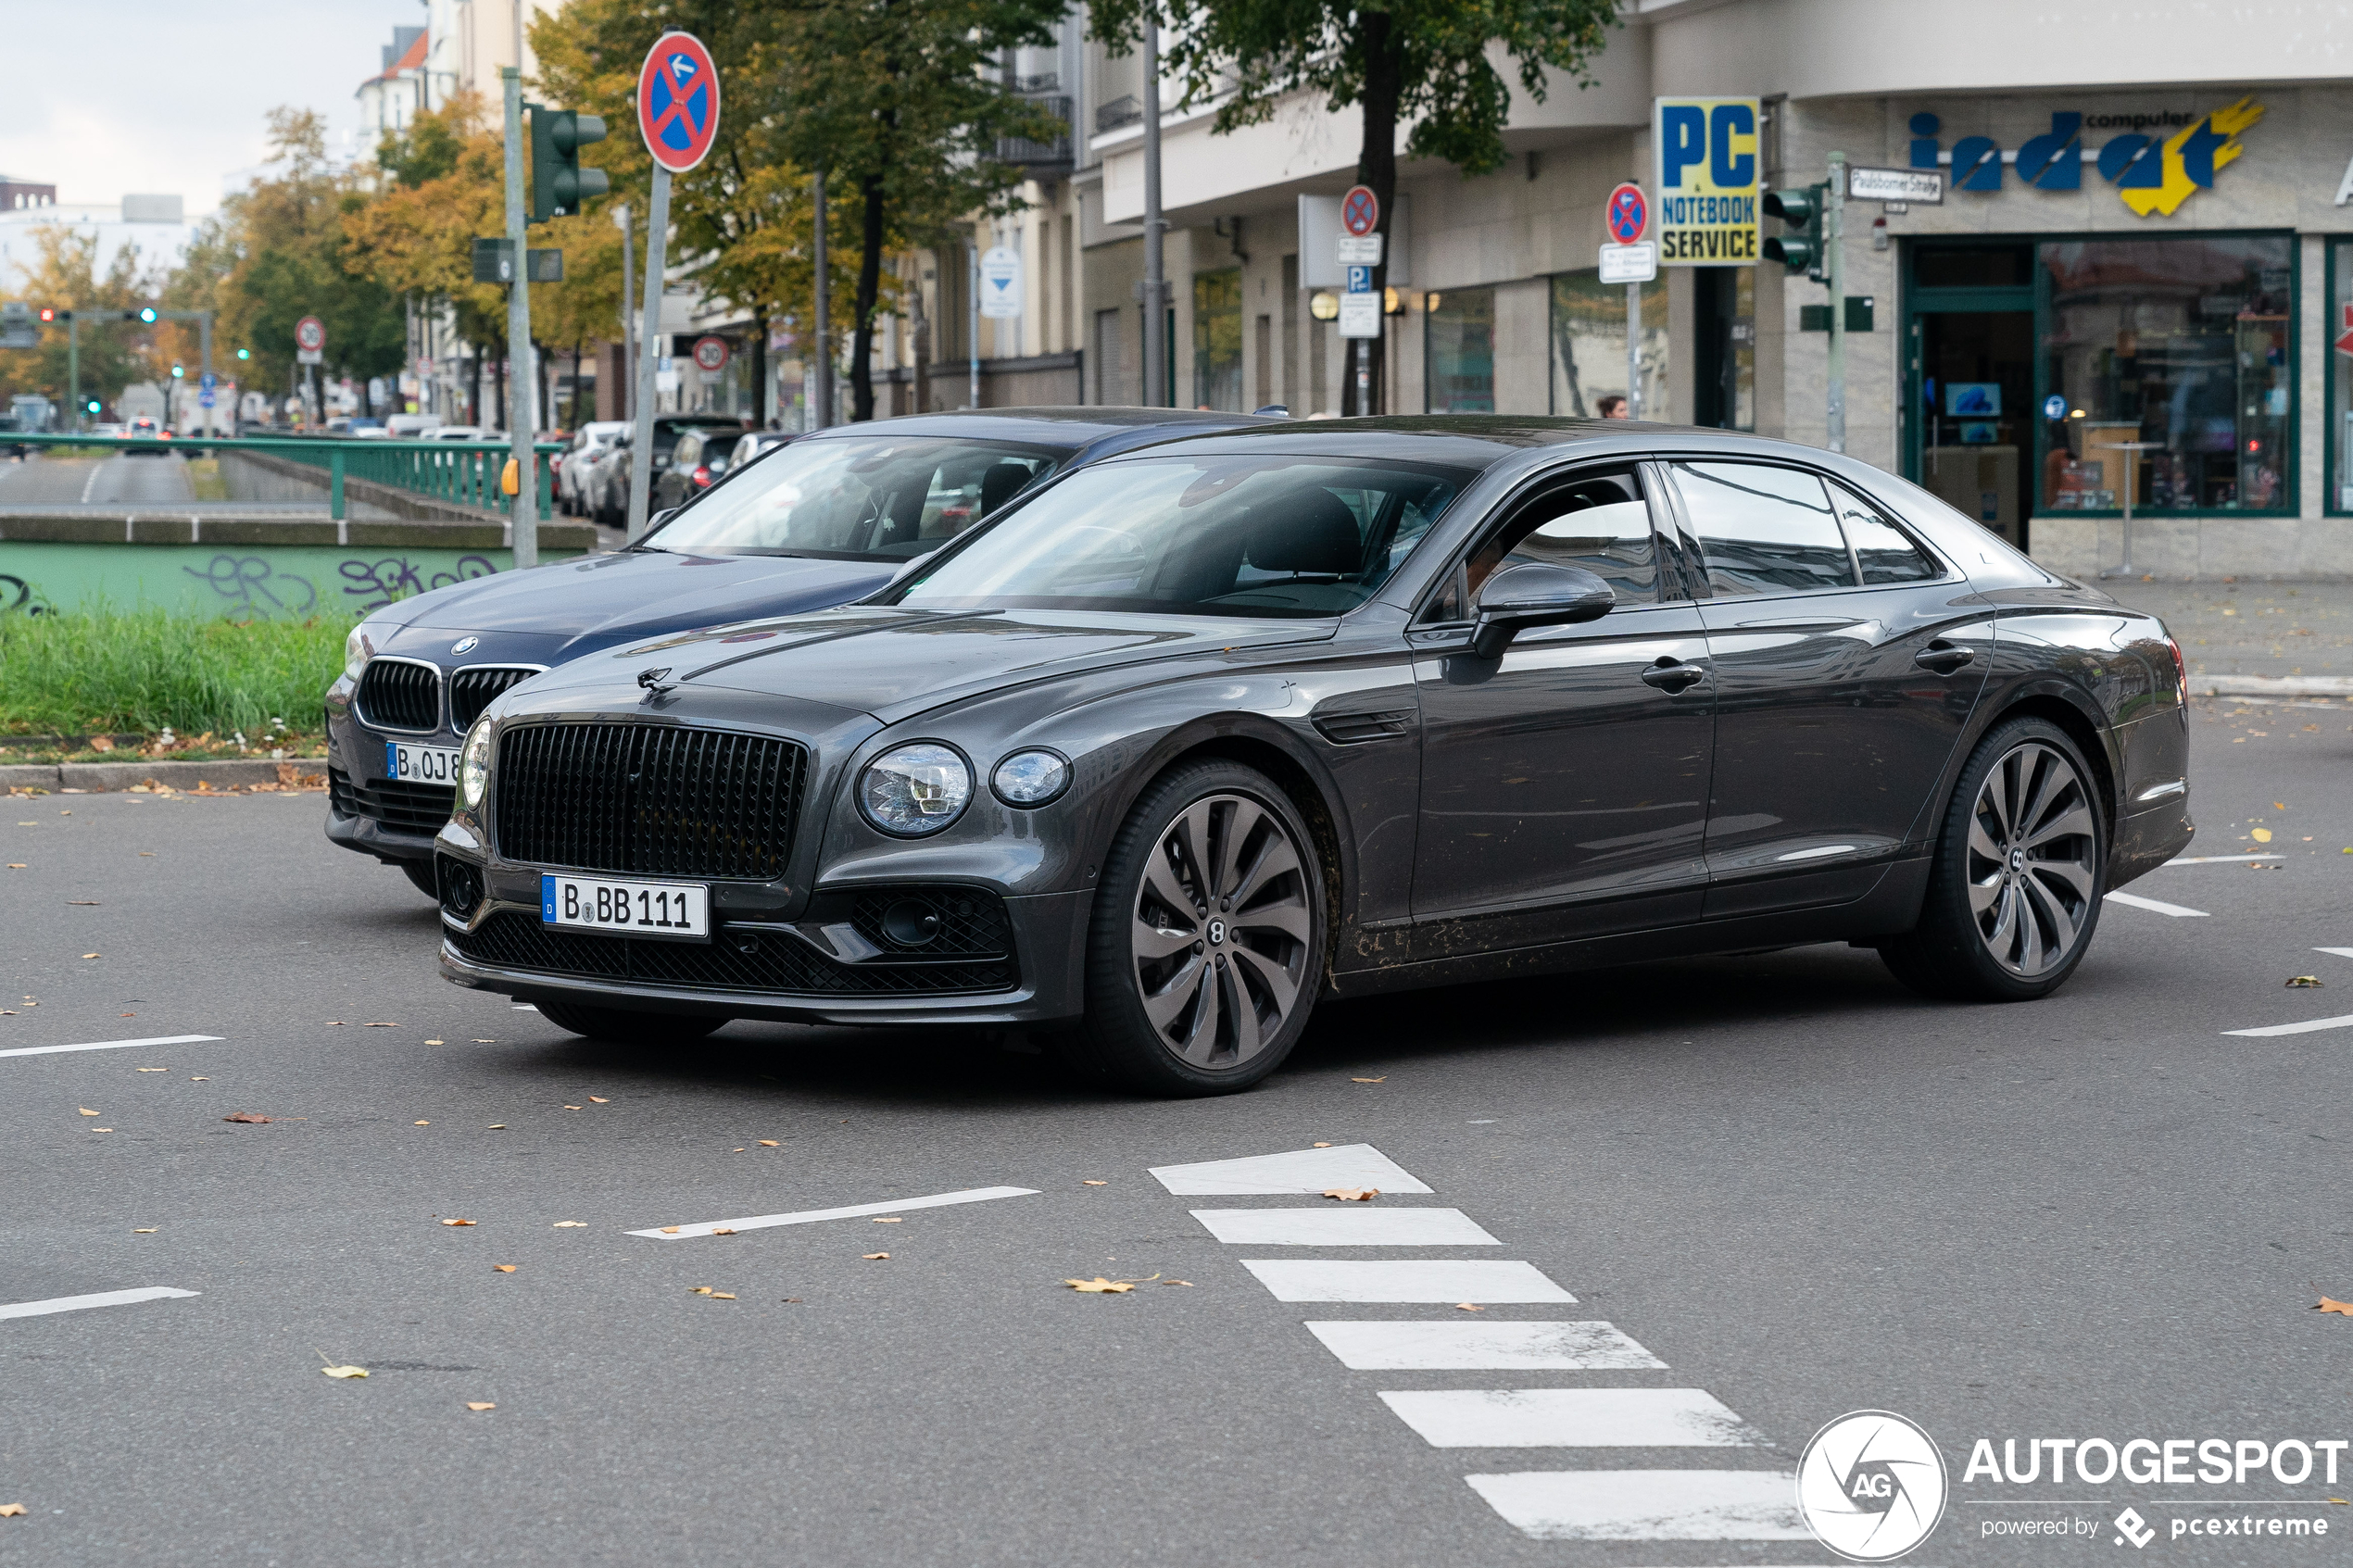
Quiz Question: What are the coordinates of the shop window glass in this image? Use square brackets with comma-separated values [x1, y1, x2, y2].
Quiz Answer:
[1914, 245, 2034, 289]
[1670, 461, 1854, 596]
[1191, 268, 1243, 411]
[2334, 242, 2353, 511]
[1549, 270, 1666, 418]
[1425, 288, 1495, 412]
[2041, 237, 2292, 514]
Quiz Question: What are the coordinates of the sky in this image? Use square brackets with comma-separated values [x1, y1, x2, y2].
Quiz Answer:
[0, 0, 423, 218]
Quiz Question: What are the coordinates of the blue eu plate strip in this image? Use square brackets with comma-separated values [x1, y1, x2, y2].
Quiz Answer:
[541, 874, 557, 922]
[384, 742, 399, 777]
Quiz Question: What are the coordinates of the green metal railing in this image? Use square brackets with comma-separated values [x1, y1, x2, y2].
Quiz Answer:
[3, 433, 563, 521]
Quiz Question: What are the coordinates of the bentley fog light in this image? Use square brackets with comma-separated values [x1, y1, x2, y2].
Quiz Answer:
[860, 744, 972, 835]
[991, 749, 1070, 807]
[458, 718, 494, 810]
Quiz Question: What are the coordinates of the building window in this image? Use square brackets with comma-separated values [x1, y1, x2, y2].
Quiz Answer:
[1549, 270, 1666, 419]
[1093, 307, 1123, 405]
[1424, 288, 1494, 412]
[1192, 267, 1243, 410]
[2332, 241, 2353, 513]
[2041, 236, 2293, 516]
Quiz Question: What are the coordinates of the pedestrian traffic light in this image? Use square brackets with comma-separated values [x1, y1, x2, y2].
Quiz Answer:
[236, 347, 251, 360]
[530, 107, 610, 223]
[137, 307, 157, 323]
[171, 364, 185, 379]
[1762, 185, 1825, 280]
[85, 399, 100, 413]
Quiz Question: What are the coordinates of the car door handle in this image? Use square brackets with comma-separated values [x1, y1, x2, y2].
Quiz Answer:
[1914, 643, 1977, 674]
[1641, 659, 1707, 693]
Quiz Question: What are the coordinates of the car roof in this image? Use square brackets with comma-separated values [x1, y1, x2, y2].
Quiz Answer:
[1093, 413, 1899, 473]
[794, 406, 1277, 453]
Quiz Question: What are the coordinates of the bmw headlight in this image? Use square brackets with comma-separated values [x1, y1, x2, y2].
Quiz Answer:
[343, 622, 375, 680]
[458, 718, 494, 810]
[991, 749, 1070, 807]
[859, 744, 972, 836]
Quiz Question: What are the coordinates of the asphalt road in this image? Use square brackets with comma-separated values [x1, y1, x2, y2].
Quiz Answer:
[4, 691, 2351, 1565]
[0, 453, 192, 507]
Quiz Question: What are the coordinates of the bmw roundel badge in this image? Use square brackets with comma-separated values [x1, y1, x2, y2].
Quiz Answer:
[450, 636, 479, 656]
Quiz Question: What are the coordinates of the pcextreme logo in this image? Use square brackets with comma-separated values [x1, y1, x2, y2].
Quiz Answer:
[1908, 98, 2265, 217]
[1796, 1411, 1950, 1562]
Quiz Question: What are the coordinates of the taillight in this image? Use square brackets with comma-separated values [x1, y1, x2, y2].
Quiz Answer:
[2164, 634, 2188, 706]
[692, 465, 711, 486]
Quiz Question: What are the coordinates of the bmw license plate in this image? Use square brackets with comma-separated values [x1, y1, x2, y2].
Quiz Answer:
[541, 873, 711, 941]
[386, 741, 462, 784]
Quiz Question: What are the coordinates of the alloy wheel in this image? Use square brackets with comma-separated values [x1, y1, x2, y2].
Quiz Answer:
[1128, 793, 1315, 1069]
[1967, 741, 2098, 978]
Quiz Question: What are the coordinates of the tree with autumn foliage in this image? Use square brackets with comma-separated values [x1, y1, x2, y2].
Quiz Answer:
[0, 227, 161, 415]
[1088, 0, 1619, 411]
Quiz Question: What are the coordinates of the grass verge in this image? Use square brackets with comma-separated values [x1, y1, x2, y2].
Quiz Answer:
[0, 608, 352, 739]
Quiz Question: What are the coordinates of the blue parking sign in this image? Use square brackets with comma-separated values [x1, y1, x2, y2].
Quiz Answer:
[1346, 264, 1373, 294]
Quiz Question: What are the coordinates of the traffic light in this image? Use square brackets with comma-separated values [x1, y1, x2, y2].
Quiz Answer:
[37, 307, 57, 322]
[529, 107, 610, 223]
[171, 365, 185, 379]
[137, 307, 157, 323]
[1762, 185, 1825, 280]
[85, 399, 100, 414]
[236, 347, 251, 360]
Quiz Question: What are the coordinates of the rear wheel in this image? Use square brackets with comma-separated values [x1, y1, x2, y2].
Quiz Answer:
[398, 859, 439, 899]
[534, 998, 726, 1045]
[1063, 761, 1326, 1096]
[1880, 717, 2106, 1002]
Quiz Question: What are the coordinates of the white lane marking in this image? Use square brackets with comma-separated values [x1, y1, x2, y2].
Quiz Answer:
[1241, 1259, 1573, 1303]
[2163, 855, 2284, 865]
[0, 1286, 199, 1321]
[625, 1185, 1038, 1239]
[2316, 947, 2353, 960]
[2222, 1015, 2353, 1038]
[2106, 891, 2208, 918]
[1305, 1319, 1667, 1370]
[1465, 1470, 1809, 1541]
[1381, 1388, 1765, 1449]
[1150, 1143, 1432, 1195]
[0, 1034, 222, 1060]
[80, 460, 103, 503]
[1189, 1207, 1499, 1247]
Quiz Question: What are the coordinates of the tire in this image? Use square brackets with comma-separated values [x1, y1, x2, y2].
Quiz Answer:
[399, 859, 439, 899]
[1880, 717, 2107, 1002]
[534, 998, 726, 1045]
[1063, 760, 1327, 1096]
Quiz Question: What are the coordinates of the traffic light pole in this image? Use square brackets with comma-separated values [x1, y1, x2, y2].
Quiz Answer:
[68, 317, 79, 429]
[626, 166, 672, 541]
[1825, 151, 1846, 456]
[502, 65, 539, 569]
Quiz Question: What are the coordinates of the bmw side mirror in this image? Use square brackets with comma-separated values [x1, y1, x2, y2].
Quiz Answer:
[1470, 561, 1615, 659]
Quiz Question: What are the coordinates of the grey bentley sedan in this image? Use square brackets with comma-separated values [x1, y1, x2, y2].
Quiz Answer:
[433, 418, 2193, 1095]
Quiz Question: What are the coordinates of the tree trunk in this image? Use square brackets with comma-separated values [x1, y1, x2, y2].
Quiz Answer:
[490, 349, 506, 433]
[570, 341, 585, 429]
[1351, 9, 1401, 417]
[749, 317, 767, 427]
[849, 173, 888, 421]
[469, 348, 484, 427]
[911, 251, 932, 416]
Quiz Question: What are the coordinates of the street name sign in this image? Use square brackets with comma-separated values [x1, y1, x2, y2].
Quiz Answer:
[1599, 243, 1658, 284]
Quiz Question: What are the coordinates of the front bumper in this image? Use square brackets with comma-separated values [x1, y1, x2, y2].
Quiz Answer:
[323, 703, 455, 864]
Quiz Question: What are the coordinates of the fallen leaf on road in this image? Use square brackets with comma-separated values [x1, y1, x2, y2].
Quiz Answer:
[689, 1286, 713, 1295]
[757, 1139, 778, 1147]
[1082, 1179, 1107, 1185]
[486, 1124, 506, 1130]
[326, 1022, 345, 1026]
[1162, 1279, 1195, 1287]
[78, 1108, 98, 1116]
[711, 1228, 736, 1236]
[1350, 1076, 1385, 1083]
[732, 1148, 745, 1152]
[1312, 1141, 1333, 1148]
[872, 1217, 901, 1223]
[135, 1067, 166, 1073]
[0, 1503, 25, 1516]
[1454, 1302, 1484, 1312]
[2317, 1298, 2353, 1316]
[4, 864, 21, 870]
[1064, 1277, 1134, 1293]
[2252, 828, 2273, 842]
[414, 1120, 430, 1126]
[493, 1264, 516, 1273]
[660, 1226, 680, 1235]
[711, 1292, 736, 1299]
[440, 1218, 475, 1226]
[1323, 1187, 1378, 1201]
[321, 1365, 368, 1379]
[563, 1105, 583, 1110]
[190, 1076, 206, 1081]
[69, 900, 97, 906]
[362, 1022, 399, 1028]
[782, 1298, 803, 1304]
[473, 1039, 496, 1044]
[2276, 803, 2287, 811]
[91, 1128, 112, 1134]
[423, 1040, 444, 1046]
[222, 1112, 271, 1123]
[120, 1012, 134, 1017]
[133, 1228, 156, 1234]
[862, 1252, 891, 1261]
[466, 1402, 495, 1411]
[553, 1221, 585, 1228]
[81, 953, 98, 960]
[2288, 976, 2325, 988]
[587, 1096, 609, 1103]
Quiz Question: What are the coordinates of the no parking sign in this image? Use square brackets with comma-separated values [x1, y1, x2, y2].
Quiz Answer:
[638, 32, 720, 174]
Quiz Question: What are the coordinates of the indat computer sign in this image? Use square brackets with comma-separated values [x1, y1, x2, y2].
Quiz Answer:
[1654, 97, 1759, 264]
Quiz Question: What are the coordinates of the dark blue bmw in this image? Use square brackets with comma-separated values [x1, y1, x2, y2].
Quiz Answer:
[325, 408, 1269, 892]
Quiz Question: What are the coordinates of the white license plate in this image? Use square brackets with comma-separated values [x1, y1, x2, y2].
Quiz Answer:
[541, 873, 710, 940]
[386, 742, 461, 785]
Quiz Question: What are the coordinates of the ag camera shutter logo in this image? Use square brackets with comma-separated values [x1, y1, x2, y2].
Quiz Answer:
[1796, 1410, 1948, 1561]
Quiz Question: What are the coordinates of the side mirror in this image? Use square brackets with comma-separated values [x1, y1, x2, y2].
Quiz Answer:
[645, 508, 677, 533]
[1470, 560, 1616, 659]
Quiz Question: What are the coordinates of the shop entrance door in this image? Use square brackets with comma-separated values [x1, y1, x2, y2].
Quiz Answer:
[1903, 244, 2036, 551]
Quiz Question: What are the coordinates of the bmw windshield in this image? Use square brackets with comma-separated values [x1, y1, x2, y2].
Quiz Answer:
[641, 435, 1063, 561]
[892, 454, 1472, 618]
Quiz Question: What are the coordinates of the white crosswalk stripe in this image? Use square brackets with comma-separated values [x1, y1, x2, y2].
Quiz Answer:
[1189, 1207, 1499, 1246]
[1378, 1388, 1765, 1449]
[1464, 1471, 1810, 1541]
[1305, 1319, 1667, 1370]
[1150, 1143, 1434, 1195]
[1242, 1258, 1575, 1303]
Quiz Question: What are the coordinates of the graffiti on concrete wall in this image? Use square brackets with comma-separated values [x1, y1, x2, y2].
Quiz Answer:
[173, 553, 502, 616]
[338, 554, 498, 610]
[182, 555, 321, 614]
[0, 573, 56, 616]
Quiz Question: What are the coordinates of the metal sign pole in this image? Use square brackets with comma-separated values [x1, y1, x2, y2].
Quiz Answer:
[626, 166, 672, 540]
[501, 65, 539, 568]
[1139, 19, 1165, 407]
[1625, 282, 1641, 420]
[1825, 151, 1847, 456]
[615, 203, 634, 422]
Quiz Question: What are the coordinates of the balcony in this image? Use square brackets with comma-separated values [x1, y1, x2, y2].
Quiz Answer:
[1095, 94, 1142, 134]
[996, 93, 1074, 177]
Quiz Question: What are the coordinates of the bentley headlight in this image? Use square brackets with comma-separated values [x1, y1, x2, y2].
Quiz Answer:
[458, 718, 494, 810]
[860, 744, 972, 835]
[343, 622, 374, 680]
[991, 749, 1070, 807]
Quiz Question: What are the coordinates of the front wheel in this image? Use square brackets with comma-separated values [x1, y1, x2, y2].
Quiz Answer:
[1065, 761, 1327, 1096]
[1880, 717, 2106, 1002]
[534, 998, 726, 1045]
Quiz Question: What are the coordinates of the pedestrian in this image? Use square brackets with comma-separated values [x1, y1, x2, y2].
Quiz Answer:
[1596, 395, 1629, 420]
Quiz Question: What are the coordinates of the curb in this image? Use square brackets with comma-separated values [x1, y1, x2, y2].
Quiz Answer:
[2196, 675, 2353, 698]
[1, 759, 328, 794]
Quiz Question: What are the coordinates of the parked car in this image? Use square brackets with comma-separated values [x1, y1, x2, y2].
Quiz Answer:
[386, 414, 445, 439]
[325, 408, 1268, 895]
[430, 417, 2195, 1094]
[429, 426, 494, 442]
[588, 414, 743, 526]
[124, 416, 174, 454]
[650, 427, 756, 511]
[557, 420, 630, 515]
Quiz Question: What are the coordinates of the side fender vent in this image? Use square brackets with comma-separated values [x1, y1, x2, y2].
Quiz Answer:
[1313, 708, 1416, 746]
